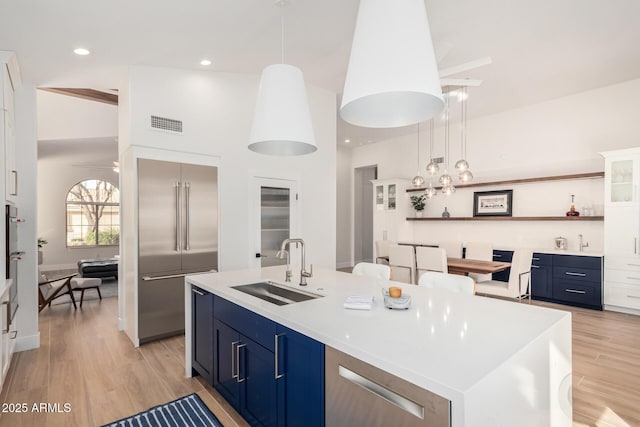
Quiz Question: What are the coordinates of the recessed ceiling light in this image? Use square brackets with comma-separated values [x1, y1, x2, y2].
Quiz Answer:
[200, 59, 212, 66]
[344, 139, 351, 143]
[73, 48, 91, 56]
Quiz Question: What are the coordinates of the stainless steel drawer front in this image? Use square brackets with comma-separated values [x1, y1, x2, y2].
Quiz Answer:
[338, 365, 425, 419]
[325, 346, 450, 427]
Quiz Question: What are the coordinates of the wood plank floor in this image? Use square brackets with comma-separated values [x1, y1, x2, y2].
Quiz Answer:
[1, 292, 639, 426]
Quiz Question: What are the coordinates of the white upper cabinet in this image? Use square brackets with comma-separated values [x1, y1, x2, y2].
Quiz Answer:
[603, 148, 640, 207]
[0, 52, 19, 202]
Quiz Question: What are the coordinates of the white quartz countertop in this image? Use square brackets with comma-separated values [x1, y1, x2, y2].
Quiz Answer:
[186, 266, 570, 402]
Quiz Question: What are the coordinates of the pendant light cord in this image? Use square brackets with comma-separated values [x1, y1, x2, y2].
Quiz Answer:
[417, 123, 420, 172]
[444, 89, 450, 171]
[462, 87, 468, 158]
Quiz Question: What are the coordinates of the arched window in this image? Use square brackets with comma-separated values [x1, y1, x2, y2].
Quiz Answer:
[66, 179, 120, 247]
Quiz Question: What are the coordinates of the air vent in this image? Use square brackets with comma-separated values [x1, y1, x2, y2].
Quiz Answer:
[431, 157, 444, 164]
[150, 115, 183, 133]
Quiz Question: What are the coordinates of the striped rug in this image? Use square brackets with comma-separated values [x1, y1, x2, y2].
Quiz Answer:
[102, 393, 223, 427]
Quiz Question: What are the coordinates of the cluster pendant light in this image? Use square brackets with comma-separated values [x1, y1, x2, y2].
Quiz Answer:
[340, 0, 444, 128]
[248, 0, 316, 156]
[424, 119, 437, 198]
[455, 87, 473, 182]
[439, 89, 455, 196]
[411, 123, 426, 188]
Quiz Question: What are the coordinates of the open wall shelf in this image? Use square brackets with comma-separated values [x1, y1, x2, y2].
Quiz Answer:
[407, 216, 604, 222]
[406, 172, 604, 192]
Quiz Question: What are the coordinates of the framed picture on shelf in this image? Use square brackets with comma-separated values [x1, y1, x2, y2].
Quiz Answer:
[473, 190, 513, 217]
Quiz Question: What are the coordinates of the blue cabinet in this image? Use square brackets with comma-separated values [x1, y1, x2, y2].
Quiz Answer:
[552, 255, 602, 310]
[531, 253, 553, 300]
[211, 295, 324, 427]
[191, 286, 213, 383]
[492, 250, 513, 282]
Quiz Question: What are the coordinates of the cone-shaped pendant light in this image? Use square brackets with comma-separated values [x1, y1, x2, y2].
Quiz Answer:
[340, 0, 444, 128]
[249, 64, 316, 155]
[249, 1, 316, 156]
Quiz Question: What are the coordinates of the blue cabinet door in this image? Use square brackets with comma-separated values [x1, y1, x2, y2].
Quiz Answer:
[492, 250, 513, 282]
[192, 286, 213, 383]
[213, 318, 241, 408]
[276, 325, 325, 427]
[531, 254, 553, 300]
[240, 337, 278, 427]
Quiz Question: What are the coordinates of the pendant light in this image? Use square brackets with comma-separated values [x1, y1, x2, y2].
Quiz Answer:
[340, 0, 444, 128]
[425, 119, 439, 176]
[455, 86, 473, 182]
[412, 123, 425, 188]
[439, 89, 455, 196]
[249, 0, 316, 156]
[424, 119, 437, 198]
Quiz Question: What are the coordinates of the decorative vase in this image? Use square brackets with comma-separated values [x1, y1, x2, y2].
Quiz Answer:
[442, 207, 450, 218]
[38, 250, 43, 265]
[415, 210, 424, 218]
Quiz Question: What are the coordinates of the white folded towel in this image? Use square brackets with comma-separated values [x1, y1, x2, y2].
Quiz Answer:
[344, 295, 374, 310]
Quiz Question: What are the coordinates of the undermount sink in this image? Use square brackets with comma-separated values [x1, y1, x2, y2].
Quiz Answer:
[232, 281, 323, 306]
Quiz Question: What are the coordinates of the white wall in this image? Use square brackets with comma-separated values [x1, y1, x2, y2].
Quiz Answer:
[349, 78, 640, 256]
[121, 66, 337, 270]
[37, 90, 118, 140]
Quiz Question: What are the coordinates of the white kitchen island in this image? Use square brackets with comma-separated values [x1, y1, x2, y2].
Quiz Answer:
[185, 266, 572, 427]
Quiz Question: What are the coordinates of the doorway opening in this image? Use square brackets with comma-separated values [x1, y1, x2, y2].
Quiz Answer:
[353, 165, 377, 265]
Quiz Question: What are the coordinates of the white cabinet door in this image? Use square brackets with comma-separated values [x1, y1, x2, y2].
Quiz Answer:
[605, 156, 640, 206]
[604, 206, 640, 258]
[2, 65, 17, 201]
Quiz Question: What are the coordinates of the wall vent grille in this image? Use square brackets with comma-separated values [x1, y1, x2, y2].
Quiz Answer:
[150, 115, 183, 133]
[431, 157, 444, 164]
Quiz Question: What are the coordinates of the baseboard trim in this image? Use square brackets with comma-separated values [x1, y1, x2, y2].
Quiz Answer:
[336, 261, 353, 269]
[15, 332, 40, 352]
[604, 304, 640, 316]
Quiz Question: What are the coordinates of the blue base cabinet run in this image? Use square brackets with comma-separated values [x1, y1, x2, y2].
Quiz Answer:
[208, 294, 324, 427]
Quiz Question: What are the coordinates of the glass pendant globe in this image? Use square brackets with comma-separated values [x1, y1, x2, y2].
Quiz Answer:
[442, 184, 456, 196]
[459, 169, 473, 183]
[426, 161, 439, 175]
[412, 175, 425, 188]
[455, 159, 469, 172]
[425, 184, 437, 198]
[439, 173, 452, 186]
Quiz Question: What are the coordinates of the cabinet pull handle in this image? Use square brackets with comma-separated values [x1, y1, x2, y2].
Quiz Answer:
[635, 238, 637, 255]
[565, 272, 586, 277]
[10, 170, 17, 196]
[565, 289, 586, 294]
[275, 333, 285, 379]
[627, 264, 640, 267]
[191, 288, 205, 296]
[628, 295, 640, 299]
[493, 254, 502, 258]
[2, 301, 9, 333]
[231, 341, 240, 379]
[626, 277, 640, 281]
[531, 265, 540, 269]
[237, 343, 247, 383]
[532, 257, 540, 261]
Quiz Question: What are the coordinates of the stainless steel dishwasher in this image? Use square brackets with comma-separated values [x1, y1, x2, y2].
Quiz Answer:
[325, 346, 451, 427]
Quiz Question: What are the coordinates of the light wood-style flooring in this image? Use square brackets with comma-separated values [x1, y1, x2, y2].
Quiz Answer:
[1, 292, 639, 426]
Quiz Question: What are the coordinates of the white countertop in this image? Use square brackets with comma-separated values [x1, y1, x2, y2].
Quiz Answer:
[186, 265, 570, 403]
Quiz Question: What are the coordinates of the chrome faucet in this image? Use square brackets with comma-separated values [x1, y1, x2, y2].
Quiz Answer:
[578, 234, 589, 252]
[276, 238, 313, 286]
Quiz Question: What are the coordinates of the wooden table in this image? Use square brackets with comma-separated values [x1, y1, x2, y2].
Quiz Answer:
[447, 257, 511, 276]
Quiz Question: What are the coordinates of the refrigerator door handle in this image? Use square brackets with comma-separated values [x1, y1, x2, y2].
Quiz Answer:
[184, 181, 191, 251]
[175, 181, 181, 252]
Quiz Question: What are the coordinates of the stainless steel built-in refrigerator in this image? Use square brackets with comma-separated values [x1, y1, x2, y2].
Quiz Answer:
[138, 159, 218, 343]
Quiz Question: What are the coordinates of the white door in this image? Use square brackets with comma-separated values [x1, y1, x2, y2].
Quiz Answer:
[251, 177, 299, 268]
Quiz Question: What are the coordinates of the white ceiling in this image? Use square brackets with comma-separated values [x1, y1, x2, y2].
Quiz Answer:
[2, 0, 639, 148]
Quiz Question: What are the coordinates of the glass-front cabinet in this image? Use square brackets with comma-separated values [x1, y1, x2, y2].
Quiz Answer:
[604, 152, 640, 206]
